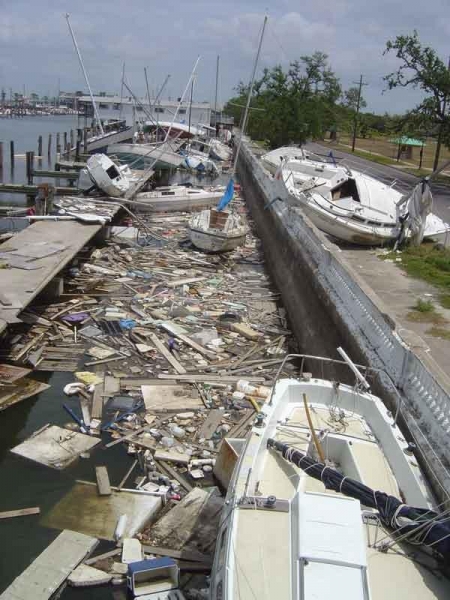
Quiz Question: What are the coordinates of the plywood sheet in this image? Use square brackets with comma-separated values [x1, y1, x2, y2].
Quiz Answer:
[141, 384, 202, 411]
[11, 425, 101, 469]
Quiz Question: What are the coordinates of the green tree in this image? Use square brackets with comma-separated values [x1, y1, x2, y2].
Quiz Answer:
[224, 52, 342, 148]
[342, 87, 367, 110]
[384, 30, 450, 170]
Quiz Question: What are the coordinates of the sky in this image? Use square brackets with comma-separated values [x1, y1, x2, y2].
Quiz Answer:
[0, 0, 449, 114]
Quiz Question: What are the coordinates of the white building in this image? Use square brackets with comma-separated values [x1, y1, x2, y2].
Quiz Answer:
[77, 95, 211, 128]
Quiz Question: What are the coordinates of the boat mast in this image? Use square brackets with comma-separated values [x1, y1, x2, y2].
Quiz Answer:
[214, 55, 219, 137]
[65, 13, 104, 136]
[188, 75, 194, 139]
[119, 62, 125, 121]
[144, 67, 151, 109]
[162, 56, 201, 144]
[232, 15, 267, 176]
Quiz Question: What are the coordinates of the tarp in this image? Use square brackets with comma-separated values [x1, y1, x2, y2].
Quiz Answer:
[405, 179, 433, 246]
[217, 178, 235, 211]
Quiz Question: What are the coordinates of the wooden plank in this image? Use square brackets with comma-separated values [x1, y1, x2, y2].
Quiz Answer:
[0, 529, 98, 600]
[160, 321, 215, 359]
[95, 466, 111, 496]
[166, 277, 206, 288]
[157, 373, 266, 383]
[198, 409, 223, 440]
[149, 332, 186, 374]
[91, 382, 104, 420]
[154, 449, 191, 465]
[117, 459, 138, 491]
[84, 548, 121, 566]
[0, 507, 40, 519]
[104, 425, 150, 449]
[156, 459, 193, 492]
[141, 544, 212, 565]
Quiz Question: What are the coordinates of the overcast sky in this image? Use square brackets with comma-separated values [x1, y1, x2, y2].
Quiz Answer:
[0, 0, 448, 114]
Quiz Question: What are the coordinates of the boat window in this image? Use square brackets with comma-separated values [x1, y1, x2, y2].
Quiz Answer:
[331, 178, 360, 203]
[161, 191, 176, 196]
[179, 109, 187, 114]
[113, 103, 121, 110]
[99, 103, 110, 109]
[106, 164, 120, 180]
[154, 107, 164, 113]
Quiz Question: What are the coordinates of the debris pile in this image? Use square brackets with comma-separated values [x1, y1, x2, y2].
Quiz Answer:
[0, 193, 297, 596]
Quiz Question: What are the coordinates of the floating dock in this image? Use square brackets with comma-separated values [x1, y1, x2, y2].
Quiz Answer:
[0, 529, 97, 599]
[0, 218, 117, 336]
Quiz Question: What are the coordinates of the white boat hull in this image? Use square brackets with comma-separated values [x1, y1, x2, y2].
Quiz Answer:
[129, 187, 224, 213]
[188, 227, 246, 252]
[107, 142, 184, 170]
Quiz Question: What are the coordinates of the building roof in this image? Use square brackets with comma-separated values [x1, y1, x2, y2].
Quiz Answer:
[389, 136, 425, 147]
[77, 95, 210, 109]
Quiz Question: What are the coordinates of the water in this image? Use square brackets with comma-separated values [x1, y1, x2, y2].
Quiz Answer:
[0, 115, 81, 205]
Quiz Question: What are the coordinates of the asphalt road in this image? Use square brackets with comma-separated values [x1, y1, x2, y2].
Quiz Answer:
[305, 142, 450, 225]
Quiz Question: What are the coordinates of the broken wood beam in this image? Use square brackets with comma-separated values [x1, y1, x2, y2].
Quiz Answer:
[0, 507, 40, 519]
[95, 466, 111, 496]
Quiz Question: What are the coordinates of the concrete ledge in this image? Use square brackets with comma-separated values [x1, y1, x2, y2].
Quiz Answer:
[239, 142, 450, 504]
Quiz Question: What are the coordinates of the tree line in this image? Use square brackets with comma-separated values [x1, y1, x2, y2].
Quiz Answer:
[224, 32, 450, 169]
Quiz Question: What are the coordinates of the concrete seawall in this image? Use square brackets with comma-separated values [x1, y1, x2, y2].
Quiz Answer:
[238, 141, 450, 504]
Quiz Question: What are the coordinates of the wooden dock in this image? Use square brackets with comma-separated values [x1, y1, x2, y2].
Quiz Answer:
[0, 529, 97, 599]
[0, 218, 117, 335]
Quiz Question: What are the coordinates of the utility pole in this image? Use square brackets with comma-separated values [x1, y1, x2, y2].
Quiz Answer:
[433, 56, 450, 171]
[351, 75, 368, 152]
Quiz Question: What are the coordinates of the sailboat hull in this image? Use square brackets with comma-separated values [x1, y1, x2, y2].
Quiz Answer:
[189, 227, 246, 252]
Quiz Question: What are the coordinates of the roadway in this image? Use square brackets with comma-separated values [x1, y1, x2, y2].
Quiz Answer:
[305, 141, 450, 225]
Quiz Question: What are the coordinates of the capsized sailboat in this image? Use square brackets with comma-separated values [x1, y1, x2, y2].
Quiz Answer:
[210, 351, 450, 600]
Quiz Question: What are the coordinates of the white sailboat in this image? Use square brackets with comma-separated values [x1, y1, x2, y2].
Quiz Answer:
[211, 351, 450, 600]
[187, 16, 268, 252]
[129, 184, 226, 213]
[279, 152, 449, 246]
[86, 153, 134, 197]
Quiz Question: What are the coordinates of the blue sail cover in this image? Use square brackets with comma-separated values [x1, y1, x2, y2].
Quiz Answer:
[217, 178, 235, 211]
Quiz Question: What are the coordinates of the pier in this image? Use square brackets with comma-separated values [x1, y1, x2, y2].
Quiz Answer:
[0, 215, 118, 336]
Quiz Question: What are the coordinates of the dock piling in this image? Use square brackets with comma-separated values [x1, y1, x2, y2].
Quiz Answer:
[26, 151, 34, 184]
[10, 141, 14, 171]
[0, 142, 3, 174]
[56, 133, 61, 155]
[83, 128, 88, 153]
[75, 140, 81, 161]
[38, 135, 43, 158]
[47, 134, 52, 159]
[63, 132, 68, 156]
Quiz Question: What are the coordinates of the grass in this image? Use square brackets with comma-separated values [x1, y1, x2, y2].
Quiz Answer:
[427, 326, 450, 340]
[406, 309, 448, 324]
[383, 243, 450, 289]
[329, 142, 407, 167]
[414, 298, 434, 312]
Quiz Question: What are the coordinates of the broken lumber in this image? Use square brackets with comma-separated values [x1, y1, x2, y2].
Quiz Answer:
[95, 466, 111, 496]
[149, 332, 187, 374]
[0, 507, 40, 519]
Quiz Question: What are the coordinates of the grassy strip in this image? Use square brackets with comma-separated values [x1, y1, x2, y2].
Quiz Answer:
[383, 242, 450, 311]
[328, 142, 409, 167]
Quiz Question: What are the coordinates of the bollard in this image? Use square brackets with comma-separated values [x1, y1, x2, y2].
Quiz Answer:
[26, 151, 34, 184]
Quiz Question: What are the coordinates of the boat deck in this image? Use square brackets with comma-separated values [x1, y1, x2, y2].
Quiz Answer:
[226, 380, 450, 600]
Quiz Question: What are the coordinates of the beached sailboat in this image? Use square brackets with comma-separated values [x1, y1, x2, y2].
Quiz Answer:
[279, 152, 449, 245]
[209, 138, 232, 162]
[187, 16, 268, 252]
[107, 140, 184, 171]
[210, 351, 450, 600]
[188, 207, 247, 251]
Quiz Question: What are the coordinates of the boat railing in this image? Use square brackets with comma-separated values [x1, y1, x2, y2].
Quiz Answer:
[268, 350, 403, 425]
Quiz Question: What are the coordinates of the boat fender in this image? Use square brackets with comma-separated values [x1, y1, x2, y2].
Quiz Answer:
[64, 382, 86, 396]
[114, 514, 128, 541]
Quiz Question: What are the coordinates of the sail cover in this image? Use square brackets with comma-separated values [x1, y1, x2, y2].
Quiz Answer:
[217, 178, 235, 211]
[268, 439, 450, 561]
